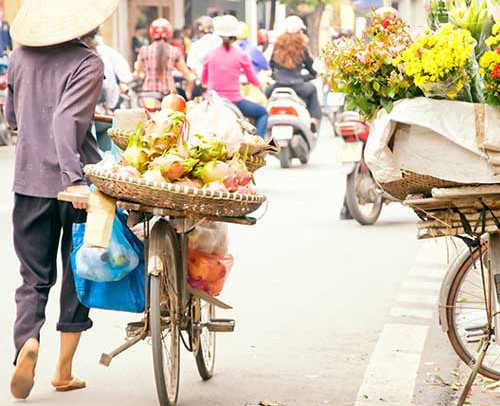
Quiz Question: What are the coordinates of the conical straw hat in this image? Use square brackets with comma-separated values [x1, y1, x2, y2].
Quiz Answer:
[11, 0, 119, 47]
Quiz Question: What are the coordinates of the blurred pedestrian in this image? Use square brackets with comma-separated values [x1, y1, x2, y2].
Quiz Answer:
[6, 0, 117, 399]
[237, 21, 270, 73]
[171, 29, 186, 57]
[0, 8, 12, 56]
[132, 24, 149, 62]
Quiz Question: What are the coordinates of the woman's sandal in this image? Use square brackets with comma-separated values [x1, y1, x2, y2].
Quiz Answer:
[52, 377, 86, 392]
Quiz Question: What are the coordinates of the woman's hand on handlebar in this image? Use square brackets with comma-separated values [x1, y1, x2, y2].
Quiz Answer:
[65, 184, 90, 210]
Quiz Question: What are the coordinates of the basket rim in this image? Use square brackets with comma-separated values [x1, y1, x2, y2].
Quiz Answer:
[108, 128, 136, 136]
[84, 164, 267, 204]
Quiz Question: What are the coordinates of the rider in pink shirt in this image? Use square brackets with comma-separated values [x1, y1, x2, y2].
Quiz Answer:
[201, 15, 268, 137]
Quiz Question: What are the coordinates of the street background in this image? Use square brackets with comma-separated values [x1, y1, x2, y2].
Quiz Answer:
[0, 121, 493, 406]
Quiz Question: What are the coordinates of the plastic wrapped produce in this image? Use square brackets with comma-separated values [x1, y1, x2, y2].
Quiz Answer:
[73, 215, 140, 282]
[187, 249, 234, 296]
[189, 221, 229, 256]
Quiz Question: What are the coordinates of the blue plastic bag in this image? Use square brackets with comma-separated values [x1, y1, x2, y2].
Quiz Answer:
[71, 210, 145, 313]
[74, 216, 139, 282]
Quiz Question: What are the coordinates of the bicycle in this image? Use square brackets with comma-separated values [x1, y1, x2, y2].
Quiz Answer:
[59, 193, 256, 406]
[408, 186, 500, 405]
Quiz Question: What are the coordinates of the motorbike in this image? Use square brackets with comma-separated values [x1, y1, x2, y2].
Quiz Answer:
[322, 83, 346, 136]
[267, 87, 319, 168]
[0, 56, 14, 146]
[335, 111, 385, 225]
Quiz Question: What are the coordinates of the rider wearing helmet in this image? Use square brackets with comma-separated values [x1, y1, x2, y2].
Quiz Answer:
[257, 29, 269, 50]
[236, 21, 270, 73]
[134, 18, 194, 96]
[187, 16, 222, 78]
[268, 15, 322, 129]
[202, 15, 268, 137]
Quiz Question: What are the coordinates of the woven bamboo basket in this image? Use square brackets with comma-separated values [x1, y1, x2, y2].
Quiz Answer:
[108, 128, 134, 150]
[84, 165, 266, 217]
[379, 170, 464, 201]
[245, 155, 267, 172]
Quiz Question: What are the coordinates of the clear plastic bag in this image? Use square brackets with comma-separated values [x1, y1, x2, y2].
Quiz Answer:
[189, 221, 228, 256]
[420, 56, 484, 103]
[187, 249, 234, 296]
[74, 214, 140, 282]
[186, 90, 244, 156]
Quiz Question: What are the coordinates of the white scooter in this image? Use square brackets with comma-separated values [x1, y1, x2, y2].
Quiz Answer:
[267, 87, 319, 168]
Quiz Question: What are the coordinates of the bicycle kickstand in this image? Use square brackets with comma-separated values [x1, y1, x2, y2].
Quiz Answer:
[456, 337, 490, 406]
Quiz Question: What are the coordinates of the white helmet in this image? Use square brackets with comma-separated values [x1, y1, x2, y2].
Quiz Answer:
[213, 15, 241, 37]
[283, 15, 306, 34]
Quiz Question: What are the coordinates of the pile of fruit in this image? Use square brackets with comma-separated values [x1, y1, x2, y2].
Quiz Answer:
[110, 92, 260, 195]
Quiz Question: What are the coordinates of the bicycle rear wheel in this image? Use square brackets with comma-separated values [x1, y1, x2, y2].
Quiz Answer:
[150, 220, 180, 406]
[194, 299, 216, 380]
[445, 243, 500, 380]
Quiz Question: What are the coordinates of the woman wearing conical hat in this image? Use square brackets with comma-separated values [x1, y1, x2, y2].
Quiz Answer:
[7, 0, 119, 399]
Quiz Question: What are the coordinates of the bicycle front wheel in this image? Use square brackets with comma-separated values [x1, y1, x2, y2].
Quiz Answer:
[150, 220, 180, 406]
[445, 243, 500, 380]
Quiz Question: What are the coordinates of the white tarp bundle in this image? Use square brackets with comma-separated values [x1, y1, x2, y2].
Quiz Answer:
[365, 97, 500, 185]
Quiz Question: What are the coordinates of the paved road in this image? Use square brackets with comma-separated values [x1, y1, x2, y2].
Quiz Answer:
[0, 122, 466, 406]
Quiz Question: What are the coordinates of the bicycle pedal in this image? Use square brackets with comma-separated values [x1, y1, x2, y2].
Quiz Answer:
[206, 318, 235, 333]
[465, 328, 489, 343]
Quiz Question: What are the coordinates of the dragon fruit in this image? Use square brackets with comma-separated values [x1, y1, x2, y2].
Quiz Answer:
[192, 160, 231, 184]
[189, 134, 229, 162]
[173, 178, 203, 188]
[144, 109, 185, 151]
[202, 181, 228, 193]
[141, 167, 166, 183]
[149, 152, 198, 181]
[228, 157, 252, 186]
[236, 185, 254, 195]
[122, 127, 149, 172]
[114, 165, 141, 179]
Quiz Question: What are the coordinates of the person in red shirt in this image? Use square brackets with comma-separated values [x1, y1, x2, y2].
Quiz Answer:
[202, 15, 268, 137]
[134, 19, 194, 97]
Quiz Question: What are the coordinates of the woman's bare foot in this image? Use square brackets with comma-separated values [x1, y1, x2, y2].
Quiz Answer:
[10, 338, 39, 399]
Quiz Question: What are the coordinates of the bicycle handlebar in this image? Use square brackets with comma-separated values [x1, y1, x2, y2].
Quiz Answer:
[94, 114, 113, 124]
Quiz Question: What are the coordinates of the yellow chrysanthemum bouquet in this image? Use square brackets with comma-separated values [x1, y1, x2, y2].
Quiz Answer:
[394, 24, 483, 102]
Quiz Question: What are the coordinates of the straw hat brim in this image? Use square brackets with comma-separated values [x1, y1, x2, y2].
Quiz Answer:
[11, 0, 120, 47]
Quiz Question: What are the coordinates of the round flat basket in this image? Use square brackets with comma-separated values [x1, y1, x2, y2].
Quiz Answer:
[107, 128, 134, 150]
[84, 165, 266, 217]
[245, 155, 266, 172]
[380, 170, 464, 201]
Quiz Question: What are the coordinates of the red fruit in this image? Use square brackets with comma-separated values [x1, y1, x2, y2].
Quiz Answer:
[161, 89, 187, 113]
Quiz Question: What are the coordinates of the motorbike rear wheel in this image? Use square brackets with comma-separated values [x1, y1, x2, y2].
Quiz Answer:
[279, 146, 292, 168]
[345, 162, 383, 225]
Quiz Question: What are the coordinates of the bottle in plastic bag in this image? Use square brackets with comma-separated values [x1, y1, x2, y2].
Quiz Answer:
[74, 214, 140, 282]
